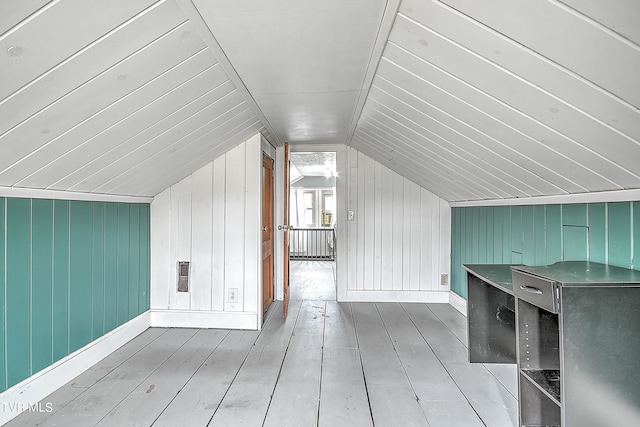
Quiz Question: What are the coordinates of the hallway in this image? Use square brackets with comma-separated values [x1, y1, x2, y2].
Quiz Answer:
[289, 261, 336, 301]
[7, 298, 516, 426]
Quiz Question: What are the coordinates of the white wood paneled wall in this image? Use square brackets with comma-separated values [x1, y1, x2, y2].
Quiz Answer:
[150, 134, 262, 329]
[345, 147, 450, 302]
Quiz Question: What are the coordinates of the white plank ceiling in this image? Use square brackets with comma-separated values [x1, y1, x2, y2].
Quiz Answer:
[1, 0, 639, 202]
[0, 0, 273, 198]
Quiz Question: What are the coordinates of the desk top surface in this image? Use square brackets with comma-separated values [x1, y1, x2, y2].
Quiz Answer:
[512, 261, 640, 286]
[464, 262, 640, 290]
[463, 264, 515, 293]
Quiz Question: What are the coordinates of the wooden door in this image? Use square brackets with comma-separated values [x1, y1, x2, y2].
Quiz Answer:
[283, 142, 290, 318]
[262, 154, 274, 314]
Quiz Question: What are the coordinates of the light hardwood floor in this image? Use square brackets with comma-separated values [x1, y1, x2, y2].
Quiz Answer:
[7, 263, 517, 427]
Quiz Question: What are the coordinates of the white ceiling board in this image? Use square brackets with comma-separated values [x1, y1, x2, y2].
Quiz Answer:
[192, 0, 386, 93]
[355, 114, 516, 200]
[0, 0, 51, 36]
[558, 0, 640, 45]
[399, 0, 640, 143]
[68, 96, 252, 193]
[351, 0, 640, 202]
[374, 55, 588, 193]
[0, 0, 158, 101]
[23, 61, 231, 190]
[253, 91, 362, 144]
[1, 0, 639, 203]
[367, 79, 561, 196]
[376, 49, 631, 192]
[0, 0, 269, 198]
[354, 116, 505, 199]
[389, 12, 640, 182]
[350, 134, 474, 201]
[192, 0, 388, 145]
[440, 0, 640, 109]
[0, 0, 188, 137]
[119, 118, 265, 196]
[2, 22, 209, 185]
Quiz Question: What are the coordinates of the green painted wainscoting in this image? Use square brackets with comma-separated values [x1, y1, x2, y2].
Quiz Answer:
[451, 201, 640, 298]
[0, 198, 150, 392]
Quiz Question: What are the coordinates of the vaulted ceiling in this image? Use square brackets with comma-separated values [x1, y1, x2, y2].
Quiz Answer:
[1, 0, 639, 202]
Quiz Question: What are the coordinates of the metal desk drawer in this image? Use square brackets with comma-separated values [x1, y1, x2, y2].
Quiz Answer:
[513, 270, 558, 313]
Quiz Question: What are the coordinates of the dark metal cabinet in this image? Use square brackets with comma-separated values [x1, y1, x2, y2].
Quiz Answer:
[466, 261, 640, 427]
[512, 262, 640, 427]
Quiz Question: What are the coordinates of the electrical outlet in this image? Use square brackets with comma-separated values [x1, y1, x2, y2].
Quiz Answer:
[228, 288, 238, 303]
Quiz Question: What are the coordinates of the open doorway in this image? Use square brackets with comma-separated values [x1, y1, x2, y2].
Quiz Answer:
[288, 152, 337, 301]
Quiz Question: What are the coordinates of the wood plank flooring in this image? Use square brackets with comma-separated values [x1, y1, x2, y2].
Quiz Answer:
[7, 263, 517, 427]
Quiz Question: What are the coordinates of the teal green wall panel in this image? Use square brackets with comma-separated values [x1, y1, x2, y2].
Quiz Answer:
[634, 202, 640, 270]
[0, 199, 5, 390]
[502, 207, 511, 263]
[478, 208, 487, 263]
[562, 203, 587, 226]
[533, 206, 546, 265]
[117, 204, 130, 325]
[52, 200, 69, 363]
[0, 197, 150, 393]
[139, 204, 150, 313]
[588, 203, 607, 264]
[128, 204, 140, 319]
[31, 199, 53, 373]
[544, 205, 562, 264]
[6, 199, 31, 388]
[608, 202, 632, 268]
[69, 201, 93, 353]
[522, 205, 535, 265]
[492, 207, 503, 263]
[511, 205, 523, 256]
[103, 203, 118, 332]
[451, 201, 640, 298]
[92, 203, 105, 340]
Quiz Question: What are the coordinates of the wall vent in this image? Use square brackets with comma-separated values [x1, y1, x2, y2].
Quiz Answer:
[440, 273, 449, 287]
[178, 261, 190, 292]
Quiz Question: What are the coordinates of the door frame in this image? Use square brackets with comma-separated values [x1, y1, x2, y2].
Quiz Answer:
[261, 153, 275, 316]
[274, 144, 347, 302]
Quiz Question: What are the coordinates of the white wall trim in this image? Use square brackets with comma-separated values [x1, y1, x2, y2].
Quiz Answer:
[150, 310, 258, 330]
[450, 189, 640, 207]
[448, 291, 467, 316]
[0, 312, 150, 425]
[0, 186, 153, 203]
[345, 290, 449, 303]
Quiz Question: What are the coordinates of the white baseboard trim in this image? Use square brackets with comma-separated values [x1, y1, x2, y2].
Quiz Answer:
[0, 312, 150, 425]
[150, 309, 259, 330]
[449, 291, 467, 316]
[345, 290, 450, 303]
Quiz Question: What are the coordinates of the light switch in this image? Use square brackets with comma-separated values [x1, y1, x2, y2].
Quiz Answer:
[348, 210, 355, 221]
